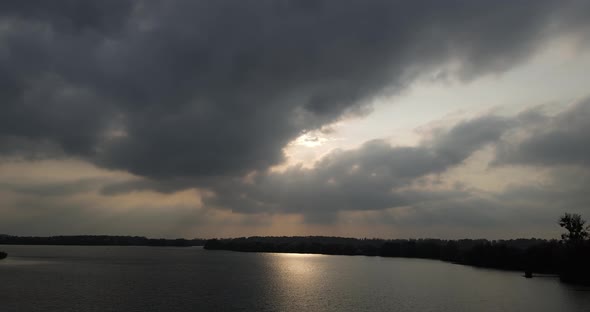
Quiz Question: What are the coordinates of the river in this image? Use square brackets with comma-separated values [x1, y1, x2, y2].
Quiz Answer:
[0, 245, 588, 311]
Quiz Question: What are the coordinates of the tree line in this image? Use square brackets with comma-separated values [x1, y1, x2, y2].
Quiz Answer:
[205, 213, 590, 285]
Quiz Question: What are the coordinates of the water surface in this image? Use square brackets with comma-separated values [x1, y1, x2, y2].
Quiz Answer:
[0, 245, 588, 311]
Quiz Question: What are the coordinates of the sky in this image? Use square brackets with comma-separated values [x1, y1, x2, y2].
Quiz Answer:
[1, 1, 590, 239]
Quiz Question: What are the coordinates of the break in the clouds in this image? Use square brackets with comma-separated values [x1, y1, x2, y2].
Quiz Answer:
[1, 1, 590, 237]
[207, 115, 513, 215]
[205, 100, 590, 224]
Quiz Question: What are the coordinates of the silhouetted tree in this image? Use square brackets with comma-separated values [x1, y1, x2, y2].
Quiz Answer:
[559, 213, 589, 243]
[558, 213, 590, 285]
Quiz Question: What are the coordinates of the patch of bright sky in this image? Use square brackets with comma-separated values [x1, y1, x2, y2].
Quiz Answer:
[285, 38, 590, 167]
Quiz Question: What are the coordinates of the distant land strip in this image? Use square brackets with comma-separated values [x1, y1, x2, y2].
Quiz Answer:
[1, 234, 588, 285]
[0, 234, 206, 247]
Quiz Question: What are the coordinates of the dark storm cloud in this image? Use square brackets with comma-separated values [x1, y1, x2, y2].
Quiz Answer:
[0, 1, 134, 33]
[1, 0, 589, 180]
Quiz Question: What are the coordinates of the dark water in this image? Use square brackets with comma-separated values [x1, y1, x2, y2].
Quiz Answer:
[0, 246, 588, 312]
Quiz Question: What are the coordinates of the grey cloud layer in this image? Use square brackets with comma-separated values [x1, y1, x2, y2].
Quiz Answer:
[2, 1, 590, 233]
[205, 100, 590, 223]
[495, 99, 590, 167]
[3, 100, 590, 233]
[206, 115, 510, 214]
[1, 0, 589, 180]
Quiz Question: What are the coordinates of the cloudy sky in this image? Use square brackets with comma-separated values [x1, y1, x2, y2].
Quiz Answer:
[1, 1, 590, 239]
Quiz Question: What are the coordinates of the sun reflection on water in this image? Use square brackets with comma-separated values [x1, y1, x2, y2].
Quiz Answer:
[275, 253, 322, 275]
[267, 253, 329, 310]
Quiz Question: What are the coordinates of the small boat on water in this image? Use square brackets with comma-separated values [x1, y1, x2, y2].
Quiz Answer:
[0, 251, 7, 260]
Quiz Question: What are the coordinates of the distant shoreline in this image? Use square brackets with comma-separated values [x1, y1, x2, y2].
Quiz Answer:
[2, 234, 588, 285]
[0, 235, 206, 247]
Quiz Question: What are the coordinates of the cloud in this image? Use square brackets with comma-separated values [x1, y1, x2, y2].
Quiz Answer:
[201, 99, 590, 225]
[494, 98, 590, 167]
[2, 100, 590, 237]
[2, 2, 590, 236]
[0, 188, 209, 237]
[0, 178, 108, 197]
[204, 115, 512, 220]
[1, 0, 589, 181]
